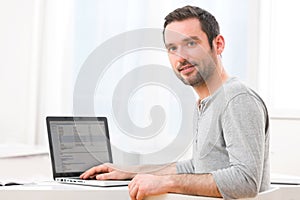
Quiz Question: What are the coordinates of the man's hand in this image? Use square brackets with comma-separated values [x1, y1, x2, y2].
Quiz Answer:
[128, 174, 173, 200]
[80, 163, 135, 180]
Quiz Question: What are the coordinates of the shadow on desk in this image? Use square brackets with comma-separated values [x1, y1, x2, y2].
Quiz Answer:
[145, 187, 279, 200]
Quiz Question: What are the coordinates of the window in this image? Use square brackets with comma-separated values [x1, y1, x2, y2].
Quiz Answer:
[259, 0, 300, 118]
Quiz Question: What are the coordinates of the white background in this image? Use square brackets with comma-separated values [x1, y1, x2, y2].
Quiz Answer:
[0, 0, 299, 176]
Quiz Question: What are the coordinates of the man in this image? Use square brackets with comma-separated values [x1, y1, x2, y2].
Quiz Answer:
[80, 5, 270, 200]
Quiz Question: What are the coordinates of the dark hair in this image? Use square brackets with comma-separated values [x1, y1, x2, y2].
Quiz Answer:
[163, 5, 220, 49]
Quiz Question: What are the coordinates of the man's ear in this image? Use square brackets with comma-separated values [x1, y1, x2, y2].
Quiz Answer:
[214, 35, 225, 55]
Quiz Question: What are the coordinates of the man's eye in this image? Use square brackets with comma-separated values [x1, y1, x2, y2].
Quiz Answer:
[187, 41, 196, 47]
[168, 46, 177, 52]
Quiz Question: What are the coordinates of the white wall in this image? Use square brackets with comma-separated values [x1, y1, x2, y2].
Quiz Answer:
[270, 118, 300, 176]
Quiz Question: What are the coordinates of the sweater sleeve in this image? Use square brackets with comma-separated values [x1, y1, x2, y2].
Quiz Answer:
[176, 159, 195, 174]
[211, 93, 268, 199]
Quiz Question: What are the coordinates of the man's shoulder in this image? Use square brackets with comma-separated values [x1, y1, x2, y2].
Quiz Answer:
[209, 77, 267, 113]
[220, 77, 267, 112]
[222, 77, 258, 100]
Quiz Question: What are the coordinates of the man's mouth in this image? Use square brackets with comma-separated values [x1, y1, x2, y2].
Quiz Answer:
[178, 64, 195, 75]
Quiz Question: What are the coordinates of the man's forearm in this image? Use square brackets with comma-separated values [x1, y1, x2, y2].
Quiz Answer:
[135, 162, 177, 175]
[165, 173, 222, 198]
[116, 162, 176, 176]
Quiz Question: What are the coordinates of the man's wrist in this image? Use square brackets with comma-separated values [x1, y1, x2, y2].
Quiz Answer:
[163, 175, 178, 193]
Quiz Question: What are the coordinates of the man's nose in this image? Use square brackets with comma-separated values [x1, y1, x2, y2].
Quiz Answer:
[174, 50, 188, 65]
[175, 54, 185, 63]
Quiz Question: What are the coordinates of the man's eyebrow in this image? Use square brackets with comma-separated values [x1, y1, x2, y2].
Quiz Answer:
[165, 43, 174, 48]
[183, 36, 201, 42]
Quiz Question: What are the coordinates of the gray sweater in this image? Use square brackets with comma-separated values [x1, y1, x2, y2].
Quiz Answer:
[176, 77, 270, 199]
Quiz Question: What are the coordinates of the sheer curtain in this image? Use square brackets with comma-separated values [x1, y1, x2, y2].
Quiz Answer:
[0, 0, 40, 145]
[34, 0, 74, 144]
[0, 0, 74, 146]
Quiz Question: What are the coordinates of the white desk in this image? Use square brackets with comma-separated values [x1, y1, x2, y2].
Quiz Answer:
[0, 182, 130, 200]
[145, 186, 300, 200]
[1, 182, 300, 200]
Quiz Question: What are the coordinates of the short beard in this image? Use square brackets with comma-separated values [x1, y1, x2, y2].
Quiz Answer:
[176, 60, 216, 87]
[175, 69, 205, 86]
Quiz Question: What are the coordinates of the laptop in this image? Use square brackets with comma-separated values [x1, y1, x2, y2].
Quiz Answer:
[46, 116, 130, 187]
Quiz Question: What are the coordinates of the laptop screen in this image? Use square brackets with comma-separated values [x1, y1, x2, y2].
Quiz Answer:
[46, 117, 112, 178]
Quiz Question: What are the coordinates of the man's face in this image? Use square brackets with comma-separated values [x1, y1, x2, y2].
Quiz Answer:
[164, 18, 217, 87]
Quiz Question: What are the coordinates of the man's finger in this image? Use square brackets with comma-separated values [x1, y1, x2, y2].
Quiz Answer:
[129, 184, 138, 200]
[80, 164, 109, 179]
[136, 189, 145, 200]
